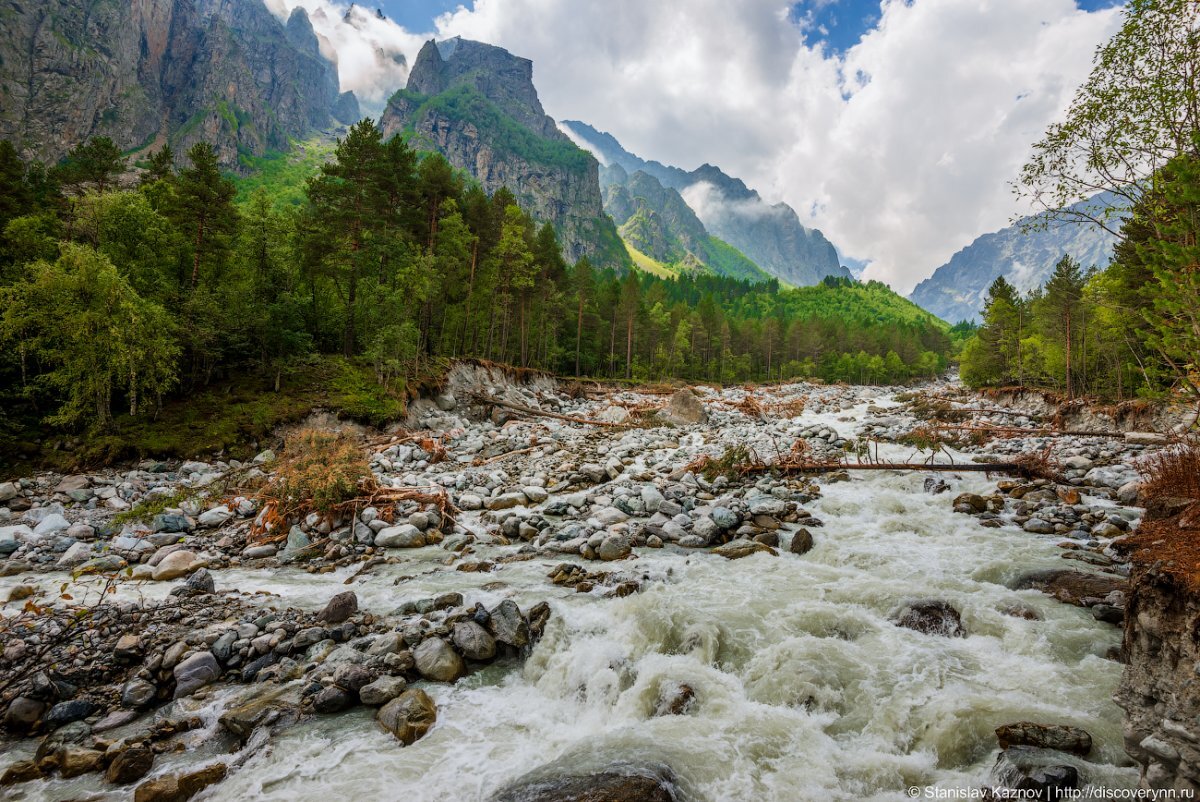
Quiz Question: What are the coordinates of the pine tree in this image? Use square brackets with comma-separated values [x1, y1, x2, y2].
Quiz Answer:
[1040, 255, 1088, 397]
[57, 137, 125, 194]
[174, 142, 237, 289]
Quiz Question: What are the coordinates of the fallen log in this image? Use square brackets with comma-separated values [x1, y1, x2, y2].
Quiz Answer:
[933, 424, 1124, 438]
[771, 461, 1047, 477]
[472, 394, 624, 427]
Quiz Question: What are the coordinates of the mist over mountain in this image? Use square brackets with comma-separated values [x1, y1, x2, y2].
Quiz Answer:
[561, 120, 851, 287]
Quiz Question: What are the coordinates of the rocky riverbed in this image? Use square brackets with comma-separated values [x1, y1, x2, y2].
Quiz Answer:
[0, 366, 1178, 800]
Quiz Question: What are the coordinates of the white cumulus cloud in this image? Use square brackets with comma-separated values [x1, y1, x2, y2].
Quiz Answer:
[263, 0, 427, 110]
[267, 0, 1125, 293]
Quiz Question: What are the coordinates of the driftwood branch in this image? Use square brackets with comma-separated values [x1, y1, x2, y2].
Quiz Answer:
[933, 424, 1123, 438]
[768, 461, 1045, 477]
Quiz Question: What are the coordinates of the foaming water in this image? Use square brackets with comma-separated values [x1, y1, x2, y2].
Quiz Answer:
[2, 398, 1137, 801]
[207, 465, 1135, 802]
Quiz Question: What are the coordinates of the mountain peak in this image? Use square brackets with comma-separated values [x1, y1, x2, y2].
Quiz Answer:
[405, 37, 557, 139]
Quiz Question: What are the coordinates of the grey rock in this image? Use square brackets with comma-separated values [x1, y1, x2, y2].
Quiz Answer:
[413, 637, 466, 682]
[597, 533, 631, 561]
[488, 599, 530, 648]
[377, 688, 437, 745]
[375, 524, 427, 548]
[318, 591, 358, 624]
[359, 675, 407, 706]
[452, 621, 497, 661]
[173, 651, 221, 698]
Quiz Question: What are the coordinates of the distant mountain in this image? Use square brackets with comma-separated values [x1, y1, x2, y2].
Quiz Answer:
[561, 121, 851, 286]
[0, 0, 356, 166]
[379, 38, 627, 268]
[601, 164, 771, 283]
[909, 193, 1123, 323]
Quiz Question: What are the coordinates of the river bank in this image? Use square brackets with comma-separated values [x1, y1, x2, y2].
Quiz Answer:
[0, 368, 1181, 800]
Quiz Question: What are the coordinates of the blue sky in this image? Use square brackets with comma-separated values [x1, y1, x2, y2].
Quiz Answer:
[375, 0, 1123, 50]
[791, 0, 1124, 54]
[374, 0, 471, 31]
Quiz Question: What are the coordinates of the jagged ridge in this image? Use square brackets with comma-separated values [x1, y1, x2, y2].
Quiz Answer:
[908, 193, 1123, 323]
[561, 120, 850, 287]
[379, 38, 628, 269]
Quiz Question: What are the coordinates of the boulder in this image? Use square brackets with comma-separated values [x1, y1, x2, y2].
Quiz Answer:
[413, 637, 466, 682]
[996, 722, 1092, 756]
[657, 388, 709, 426]
[332, 663, 374, 693]
[133, 763, 228, 802]
[152, 550, 205, 581]
[494, 762, 679, 802]
[486, 493, 527, 511]
[58, 745, 104, 778]
[182, 567, 214, 594]
[488, 600, 530, 648]
[54, 475, 90, 494]
[375, 524, 427, 549]
[43, 699, 96, 730]
[952, 493, 987, 514]
[218, 686, 300, 744]
[122, 679, 157, 709]
[3, 696, 44, 733]
[173, 651, 221, 698]
[596, 406, 631, 424]
[33, 513, 70, 536]
[312, 687, 352, 713]
[377, 689, 437, 745]
[359, 675, 407, 706]
[1012, 569, 1126, 607]
[892, 600, 967, 637]
[992, 747, 1079, 798]
[597, 533, 632, 561]
[453, 621, 498, 661]
[789, 528, 814, 555]
[318, 591, 359, 624]
[106, 745, 155, 784]
[197, 506, 232, 528]
[1023, 518, 1057, 535]
[713, 538, 773, 560]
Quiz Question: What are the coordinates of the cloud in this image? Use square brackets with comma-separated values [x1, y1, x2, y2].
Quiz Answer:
[681, 181, 783, 225]
[263, 0, 427, 110]
[431, 0, 1123, 293]
[272, 0, 1124, 294]
[558, 123, 608, 166]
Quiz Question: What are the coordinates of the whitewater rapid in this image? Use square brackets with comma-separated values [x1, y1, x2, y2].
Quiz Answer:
[1, 397, 1138, 801]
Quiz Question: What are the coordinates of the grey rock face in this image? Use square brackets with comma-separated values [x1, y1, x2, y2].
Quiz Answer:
[379, 38, 624, 267]
[0, 0, 342, 166]
[909, 191, 1122, 323]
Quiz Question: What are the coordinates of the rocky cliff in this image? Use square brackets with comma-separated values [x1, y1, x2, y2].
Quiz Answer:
[1114, 497, 1200, 793]
[379, 38, 628, 269]
[908, 196, 1121, 323]
[602, 166, 770, 283]
[0, 0, 348, 165]
[561, 120, 849, 286]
